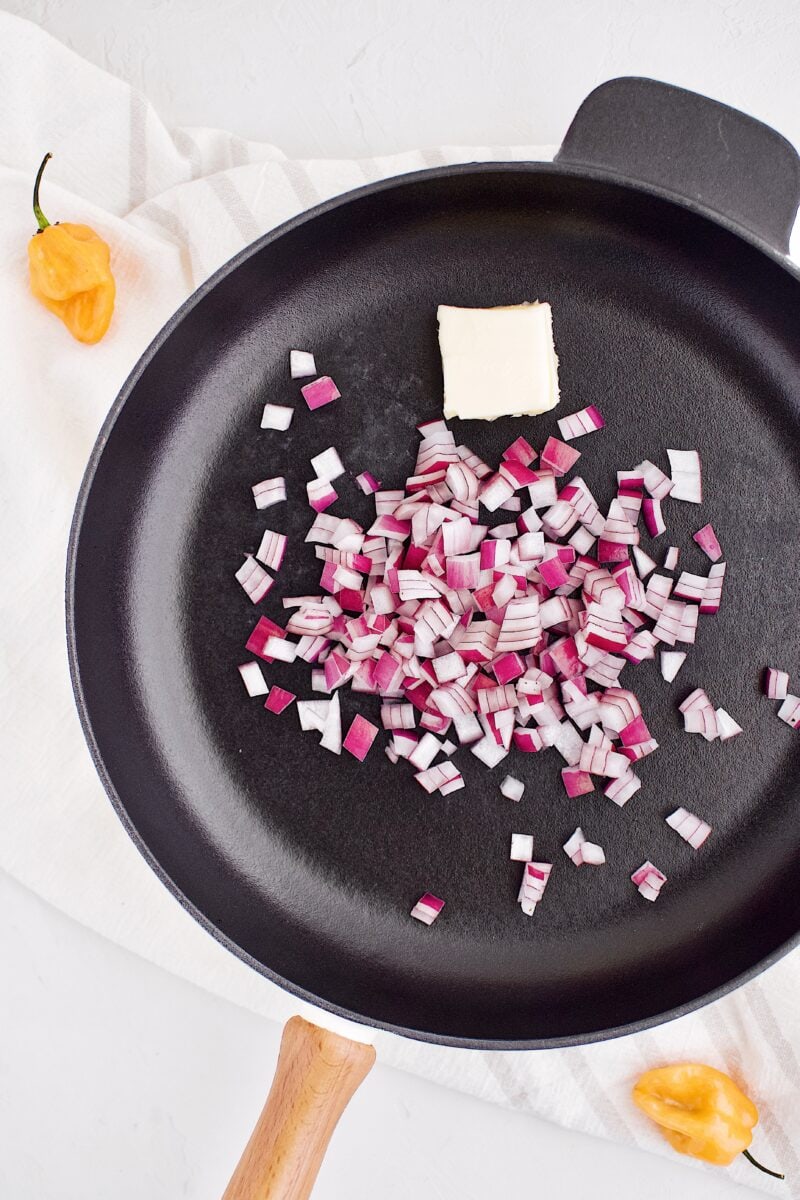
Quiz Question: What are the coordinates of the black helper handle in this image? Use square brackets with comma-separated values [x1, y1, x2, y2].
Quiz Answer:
[556, 76, 800, 254]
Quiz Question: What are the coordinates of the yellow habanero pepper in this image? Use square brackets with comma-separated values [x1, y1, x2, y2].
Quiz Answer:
[633, 1063, 783, 1179]
[27, 153, 115, 344]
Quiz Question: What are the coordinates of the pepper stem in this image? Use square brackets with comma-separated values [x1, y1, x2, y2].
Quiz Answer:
[32, 152, 53, 231]
[743, 1148, 785, 1180]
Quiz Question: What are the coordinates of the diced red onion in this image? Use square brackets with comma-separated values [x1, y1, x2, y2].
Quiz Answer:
[569, 526, 596, 555]
[653, 598, 687, 646]
[637, 460, 674, 501]
[342, 713, 378, 760]
[557, 405, 604, 441]
[264, 686, 296, 714]
[542, 500, 579, 540]
[764, 667, 789, 700]
[256, 529, 287, 572]
[541, 436, 581, 477]
[579, 743, 629, 778]
[632, 546, 657, 579]
[355, 471, 381, 495]
[307, 478, 338, 512]
[415, 761, 462, 793]
[716, 706, 742, 740]
[693, 523, 722, 562]
[500, 774, 525, 801]
[301, 375, 340, 411]
[660, 650, 686, 682]
[236, 555, 273, 603]
[261, 403, 294, 431]
[667, 448, 702, 503]
[527, 471, 558, 509]
[663, 546, 679, 571]
[518, 861, 552, 916]
[503, 436, 538, 466]
[471, 733, 510, 767]
[264, 636, 297, 664]
[563, 827, 605, 865]
[290, 349, 316, 378]
[777, 695, 800, 728]
[238, 661, 269, 697]
[631, 860, 667, 901]
[496, 598, 542, 652]
[699, 562, 726, 615]
[680, 688, 718, 740]
[369, 514, 411, 541]
[561, 767, 594, 797]
[410, 893, 444, 925]
[642, 497, 666, 537]
[480, 472, 515, 512]
[252, 477, 286, 510]
[604, 769, 641, 806]
[510, 831, 534, 860]
[665, 806, 711, 848]
[499, 460, 540, 489]
[311, 446, 345, 482]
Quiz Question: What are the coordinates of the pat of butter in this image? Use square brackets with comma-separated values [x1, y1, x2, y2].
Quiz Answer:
[438, 302, 560, 421]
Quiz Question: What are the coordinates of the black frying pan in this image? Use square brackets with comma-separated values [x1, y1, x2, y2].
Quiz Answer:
[68, 78, 800, 1058]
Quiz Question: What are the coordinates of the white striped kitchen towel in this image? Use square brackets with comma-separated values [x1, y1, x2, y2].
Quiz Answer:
[0, 12, 797, 1194]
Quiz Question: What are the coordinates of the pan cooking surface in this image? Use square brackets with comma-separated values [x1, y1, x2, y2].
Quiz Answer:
[69, 167, 800, 1045]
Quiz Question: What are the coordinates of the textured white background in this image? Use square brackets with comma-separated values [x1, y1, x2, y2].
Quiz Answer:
[2, 1, 799, 1197]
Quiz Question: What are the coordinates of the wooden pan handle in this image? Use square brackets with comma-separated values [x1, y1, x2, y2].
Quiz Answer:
[222, 1016, 376, 1200]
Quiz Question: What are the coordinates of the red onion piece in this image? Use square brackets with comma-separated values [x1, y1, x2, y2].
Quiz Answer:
[471, 733, 509, 767]
[699, 562, 726, 615]
[642, 497, 666, 537]
[410, 893, 444, 925]
[235, 555, 273, 603]
[561, 767, 594, 797]
[667, 448, 702, 503]
[311, 446, 345, 482]
[778, 695, 800, 728]
[541, 436, 581, 477]
[500, 774, 525, 801]
[604, 769, 641, 806]
[342, 713, 378, 760]
[502, 436, 538, 466]
[632, 546, 657, 579]
[693, 523, 722, 562]
[252, 477, 287, 510]
[637, 460, 673, 501]
[557, 405, 605, 441]
[306, 478, 338, 513]
[666, 806, 711, 848]
[238, 662, 269, 697]
[764, 667, 789, 700]
[631, 860, 667, 901]
[355, 470, 382, 495]
[510, 832, 534, 860]
[264, 686, 296, 714]
[660, 650, 686, 682]
[518, 861, 552, 916]
[526, 471, 558, 509]
[255, 529, 287, 572]
[715, 707, 742, 740]
[261, 403, 294, 431]
[301, 375, 341, 411]
[290, 349, 316, 378]
[563, 827, 605, 865]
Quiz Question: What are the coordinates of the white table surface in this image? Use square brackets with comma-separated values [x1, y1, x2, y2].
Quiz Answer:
[2, 2, 797, 1197]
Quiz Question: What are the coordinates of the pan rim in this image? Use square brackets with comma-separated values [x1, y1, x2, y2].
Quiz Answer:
[66, 159, 800, 1049]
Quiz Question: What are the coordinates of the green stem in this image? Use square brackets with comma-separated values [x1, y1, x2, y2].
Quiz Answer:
[32, 152, 53, 231]
[743, 1148, 785, 1180]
